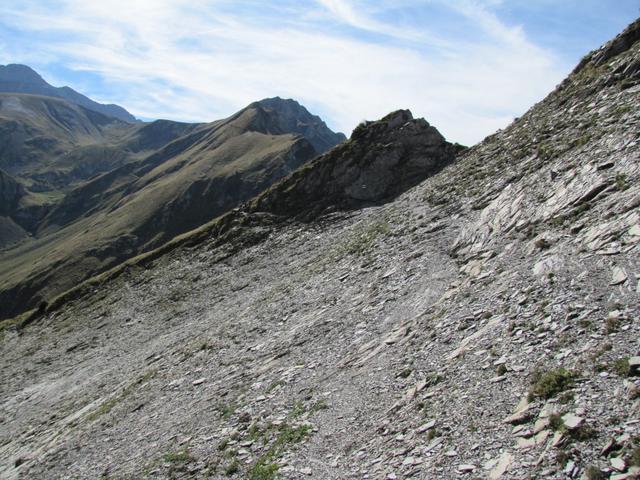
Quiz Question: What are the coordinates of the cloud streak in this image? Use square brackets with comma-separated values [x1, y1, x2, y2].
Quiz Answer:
[1, 0, 574, 145]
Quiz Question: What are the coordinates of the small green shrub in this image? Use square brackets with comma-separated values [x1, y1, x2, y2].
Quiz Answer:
[549, 413, 564, 431]
[612, 358, 631, 377]
[606, 316, 622, 334]
[615, 173, 629, 191]
[528, 368, 578, 400]
[163, 448, 193, 464]
[248, 462, 279, 480]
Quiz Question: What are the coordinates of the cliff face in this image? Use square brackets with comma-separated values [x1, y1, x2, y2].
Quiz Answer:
[1, 20, 639, 480]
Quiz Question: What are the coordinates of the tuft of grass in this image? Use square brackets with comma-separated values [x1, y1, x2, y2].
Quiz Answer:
[216, 402, 237, 419]
[606, 316, 622, 334]
[339, 220, 390, 257]
[248, 462, 279, 480]
[569, 423, 597, 441]
[549, 413, 565, 431]
[528, 368, 578, 401]
[265, 379, 286, 393]
[612, 358, 631, 377]
[163, 448, 194, 464]
[308, 399, 329, 415]
[615, 173, 629, 191]
[629, 446, 640, 467]
[248, 423, 311, 479]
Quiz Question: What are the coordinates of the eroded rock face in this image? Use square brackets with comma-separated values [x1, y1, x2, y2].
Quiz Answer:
[250, 109, 459, 219]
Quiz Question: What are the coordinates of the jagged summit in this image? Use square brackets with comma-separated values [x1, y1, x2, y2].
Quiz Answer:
[0, 64, 136, 122]
[240, 96, 347, 153]
[250, 108, 458, 219]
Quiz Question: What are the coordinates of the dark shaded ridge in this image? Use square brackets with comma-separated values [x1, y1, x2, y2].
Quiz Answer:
[248, 109, 460, 220]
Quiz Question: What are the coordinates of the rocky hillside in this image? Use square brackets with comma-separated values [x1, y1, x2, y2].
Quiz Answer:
[0, 97, 345, 321]
[0, 64, 136, 122]
[1, 19, 639, 480]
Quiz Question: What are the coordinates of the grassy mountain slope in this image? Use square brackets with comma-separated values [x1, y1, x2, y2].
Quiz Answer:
[1, 19, 638, 480]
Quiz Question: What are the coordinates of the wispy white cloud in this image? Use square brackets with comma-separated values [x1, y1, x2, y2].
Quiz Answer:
[0, 0, 572, 145]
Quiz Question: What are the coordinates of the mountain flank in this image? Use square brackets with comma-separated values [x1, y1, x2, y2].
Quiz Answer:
[1, 19, 639, 480]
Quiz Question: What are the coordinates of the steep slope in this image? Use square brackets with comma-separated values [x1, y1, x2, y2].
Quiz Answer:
[0, 93, 132, 185]
[0, 98, 344, 321]
[0, 169, 29, 249]
[0, 64, 136, 122]
[2, 21, 638, 480]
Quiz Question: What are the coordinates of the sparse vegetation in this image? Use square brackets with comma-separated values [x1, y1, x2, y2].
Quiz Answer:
[528, 368, 578, 401]
[248, 461, 279, 480]
[549, 413, 564, 431]
[163, 447, 194, 464]
[612, 357, 631, 377]
[616, 173, 630, 191]
[606, 316, 622, 334]
[224, 459, 240, 476]
[339, 219, 391, 257]
[86, 370, 155, 422]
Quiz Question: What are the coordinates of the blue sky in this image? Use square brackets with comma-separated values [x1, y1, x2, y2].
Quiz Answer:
[0, 1, 637, 145]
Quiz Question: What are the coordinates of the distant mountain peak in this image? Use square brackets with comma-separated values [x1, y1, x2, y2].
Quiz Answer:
[0, 64, 47, 84]
[0, 63, 137, 122]
[243, 96, 346, 154]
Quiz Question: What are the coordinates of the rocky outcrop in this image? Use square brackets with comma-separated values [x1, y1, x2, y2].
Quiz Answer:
[251, 109, 460, 219]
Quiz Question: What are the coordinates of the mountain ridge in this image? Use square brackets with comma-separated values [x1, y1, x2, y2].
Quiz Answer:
[0, 64, 137, 122]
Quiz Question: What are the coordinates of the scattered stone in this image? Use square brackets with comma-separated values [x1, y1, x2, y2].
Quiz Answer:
[562, 413, 584, 430]
[457, 464, 476, 473]
[192, 378, 206, 386]
[610, 267, 628, 285]
[416, 420, 436, 433]
[517, 431, 549, 449]
[504, 397, 532, 424]
[488, 452, 513, 479]
[611, 457, 627, 472]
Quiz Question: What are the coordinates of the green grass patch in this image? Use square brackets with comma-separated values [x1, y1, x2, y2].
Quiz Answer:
[163, 447, 194, 464]
[528, 368, 578, 401]
[339, 219, 390, 257]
